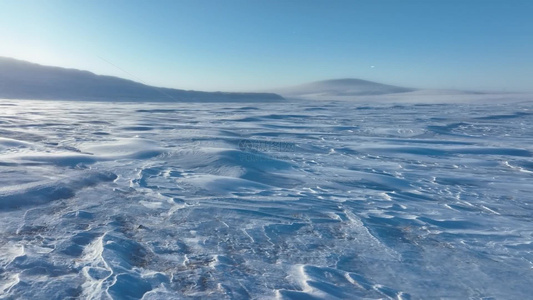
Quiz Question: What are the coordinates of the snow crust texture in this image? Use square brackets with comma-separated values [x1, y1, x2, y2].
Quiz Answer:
[1, 99, 532, 299]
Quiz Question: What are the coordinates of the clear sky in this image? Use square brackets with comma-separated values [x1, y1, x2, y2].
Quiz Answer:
[1, 0, 532, 92]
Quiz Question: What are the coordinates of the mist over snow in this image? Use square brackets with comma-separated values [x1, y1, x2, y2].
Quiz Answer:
[267, 78, 531, 102]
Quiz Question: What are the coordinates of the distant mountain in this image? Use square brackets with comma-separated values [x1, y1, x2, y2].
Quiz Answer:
[0, 57, 284, 102]
[272, 78, 416, 100]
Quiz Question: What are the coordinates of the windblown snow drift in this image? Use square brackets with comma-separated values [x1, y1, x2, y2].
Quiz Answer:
[1, 98, 532, 299]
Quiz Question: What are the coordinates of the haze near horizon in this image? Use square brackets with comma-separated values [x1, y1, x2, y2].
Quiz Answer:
[1, 0, 532, 93]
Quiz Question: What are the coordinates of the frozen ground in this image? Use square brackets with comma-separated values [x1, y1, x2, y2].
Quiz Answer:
[0, 98, 532, 299]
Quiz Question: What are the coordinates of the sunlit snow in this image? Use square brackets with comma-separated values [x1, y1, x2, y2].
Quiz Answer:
[1, 98, 532, 299]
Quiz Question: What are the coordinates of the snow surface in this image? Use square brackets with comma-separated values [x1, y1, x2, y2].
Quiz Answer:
[1, 97, 533, 299]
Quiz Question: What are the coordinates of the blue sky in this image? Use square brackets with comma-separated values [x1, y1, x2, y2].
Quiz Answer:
[1, 0, 532, 92]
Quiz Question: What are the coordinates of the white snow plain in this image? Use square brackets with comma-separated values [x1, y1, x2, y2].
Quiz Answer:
[1, 97, 533, 299]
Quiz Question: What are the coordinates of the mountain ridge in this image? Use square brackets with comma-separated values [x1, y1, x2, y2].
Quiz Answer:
[0, 57, 284, 102]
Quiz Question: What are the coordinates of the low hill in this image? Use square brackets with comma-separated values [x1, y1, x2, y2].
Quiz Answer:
[272, 78, 415, 100]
